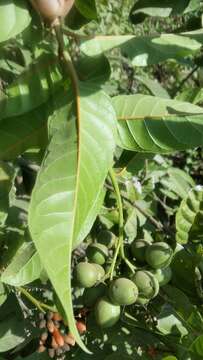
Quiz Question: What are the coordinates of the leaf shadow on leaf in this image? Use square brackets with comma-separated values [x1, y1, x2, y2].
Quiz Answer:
[0, 294, 26, 353]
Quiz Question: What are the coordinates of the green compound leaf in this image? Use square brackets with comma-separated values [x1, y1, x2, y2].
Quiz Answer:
[0, 103, 48, 161]
[130, 0, 200, 25]
[75, 0, 97, 20]
[80, 32, 201, 66]
[0, 0, 31, 44]
[0, 317, 25, 352]
[28, 84, 116, 352]
[176, 186, 203, 244]
[0, 54, 65, 160]
[112, 94, 203, 153]
[0, 53, 64, 120]
[1, 242, 42, 286]
[190, 334, 203, 356]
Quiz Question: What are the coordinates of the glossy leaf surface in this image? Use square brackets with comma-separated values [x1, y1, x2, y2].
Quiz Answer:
[112, 94, 203, 153]
[29, 84, 116, 351]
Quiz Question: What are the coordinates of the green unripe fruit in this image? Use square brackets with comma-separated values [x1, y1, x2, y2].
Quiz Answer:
[152, 267, 172, 287]
[94, 296, 120, 328]
[86, 243, 108, 265]
[130, 239, 151, 263]
[132, 270, 159, 300]
[74, 262, 97, 288]
[145, 242, 173, 269]
[83, 284, 106, 307]
[97, 230, 116, 249]
[109, 278, 138, 305]
[93, 264, 105, 281]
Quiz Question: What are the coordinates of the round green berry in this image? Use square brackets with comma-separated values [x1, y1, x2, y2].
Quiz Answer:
[131, 239, 151, 263]
[94, 296, 120, 328]
[132, 270, 159, 300]
[145, 242, 173, 269]
[86, 243, 108, 265]
[74, 262, 97, 288]
[109, 278, 138, 305]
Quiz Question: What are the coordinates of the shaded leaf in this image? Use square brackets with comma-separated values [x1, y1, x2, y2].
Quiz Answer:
[0, 295, 26, 353]
[0, 54, 64, 120]
[0, 103, 48, 161]
[190, 335, 203, 356]
[0, 317, 25, 352]
[163, 285, 194, 321]
[176, 87, 203, 105]
[1, 242, 42, 286]
[171, 247, 199, 297]
[0, 162, 16, 225]
[176, 186, 203, 244]
[75, 0, 97, 20]
[66, 0, 97, 30]
[157, 303, 188, 336]
[130, 0, 200, 25]
[76, 54, 110, 84]
[81, 33, 201, 66]
[0, 0, 31, 43]
[161, 168, 195, 200]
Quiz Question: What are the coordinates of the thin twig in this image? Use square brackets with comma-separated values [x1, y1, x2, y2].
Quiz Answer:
[105, 183, 163, 230]
[18, 287, 55, 313]
[173, 65, 199, 97]
[62, 28, 91, 42]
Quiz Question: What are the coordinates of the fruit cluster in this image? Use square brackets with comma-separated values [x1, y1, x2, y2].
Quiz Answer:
[73, 231, 174, 329]
[37, 311, 86, 358]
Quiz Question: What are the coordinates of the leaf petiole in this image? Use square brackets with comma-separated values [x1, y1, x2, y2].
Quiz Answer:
[17, 286, 55, 313]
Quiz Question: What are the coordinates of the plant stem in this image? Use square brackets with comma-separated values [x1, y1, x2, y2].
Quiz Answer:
[105, 183, 163, 230]
[18, 287, 55, 313]
[108, 168, 135, 279]
[54, 24, 80, 129]
[132, 201, 163, 230]
[62, 28, 91, 42]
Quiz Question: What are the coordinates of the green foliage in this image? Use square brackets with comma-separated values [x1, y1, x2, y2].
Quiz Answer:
[176, 186, 203, 244]
[130, 0, 200, 24]
[0, 0, 31, 43]
[112, 95, 203, 153]
[1, 0, 203, 359]
[1, 243, 42, 286]
[80, 32, 202, 66]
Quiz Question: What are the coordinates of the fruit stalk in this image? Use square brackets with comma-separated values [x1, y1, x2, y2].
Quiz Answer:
[108, 169, 135, 278]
